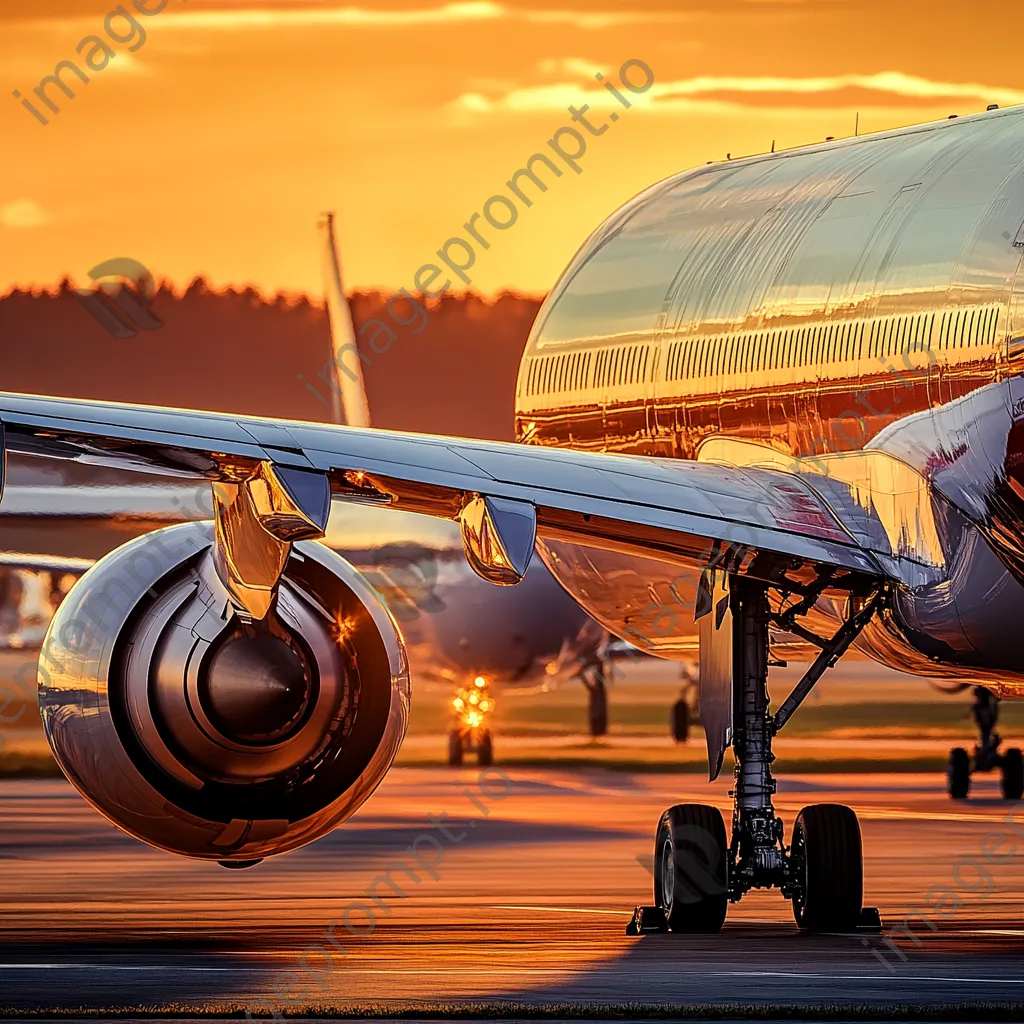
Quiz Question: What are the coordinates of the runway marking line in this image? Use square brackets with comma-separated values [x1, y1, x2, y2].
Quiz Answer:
[0, 966, 1015, 983]
[492, 904, 625, 915]
[0, 965, 1020, 985]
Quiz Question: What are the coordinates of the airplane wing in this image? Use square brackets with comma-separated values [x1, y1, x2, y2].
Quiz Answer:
[0, 552, 94, 574]
[0, 391, 899, 595]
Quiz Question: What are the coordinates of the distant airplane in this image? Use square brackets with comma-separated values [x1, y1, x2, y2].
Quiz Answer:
[0, 214, 607, 772]
[6, 106, 1024, 936]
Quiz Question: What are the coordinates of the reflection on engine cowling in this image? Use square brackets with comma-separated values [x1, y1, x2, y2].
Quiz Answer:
[38, 521, 410, 862]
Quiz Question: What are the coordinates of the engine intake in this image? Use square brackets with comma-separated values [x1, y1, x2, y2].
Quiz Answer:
[38, 521, 409, 862]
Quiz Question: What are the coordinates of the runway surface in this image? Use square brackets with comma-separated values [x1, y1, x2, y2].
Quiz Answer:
[0, 767, 1022, 1013]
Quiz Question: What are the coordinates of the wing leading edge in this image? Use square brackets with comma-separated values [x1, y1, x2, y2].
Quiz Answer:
[0, 392, 895, 594]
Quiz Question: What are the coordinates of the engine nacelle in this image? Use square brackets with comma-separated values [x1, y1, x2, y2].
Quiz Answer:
[37, 521, 410, 862]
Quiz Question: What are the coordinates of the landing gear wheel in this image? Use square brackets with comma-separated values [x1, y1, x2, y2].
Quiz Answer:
[671, 698, 689, 744]
[1001, 747, 1023, 800]
[447, 730, 463, 767]
[790, 804, 863, 932]
[653, 804, 728, 933]
[947, 746, 970, 799]
[477, 730, 494, 766]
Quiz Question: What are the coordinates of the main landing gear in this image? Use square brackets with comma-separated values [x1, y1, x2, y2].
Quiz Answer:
[448, 727, 494, 767]
[947, 686, 1023, 800]
[628, 577, 883, 935]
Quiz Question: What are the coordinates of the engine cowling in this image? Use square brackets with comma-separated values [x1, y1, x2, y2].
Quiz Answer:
[37, 521, 410, 862]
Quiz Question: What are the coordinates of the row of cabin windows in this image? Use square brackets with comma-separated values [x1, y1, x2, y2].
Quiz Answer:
[523, 305, 1002, 398]
[523, 350, 593, 397]
[594, 344, 649, 389]
[522, 344, 648, 397]
[937, 305, 1000, 351]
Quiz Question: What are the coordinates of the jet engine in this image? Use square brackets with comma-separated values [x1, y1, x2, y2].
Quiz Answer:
[37, 520, 410, 863]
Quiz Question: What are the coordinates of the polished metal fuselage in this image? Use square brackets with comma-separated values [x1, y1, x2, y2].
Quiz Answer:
[515, 106, 1024, 693]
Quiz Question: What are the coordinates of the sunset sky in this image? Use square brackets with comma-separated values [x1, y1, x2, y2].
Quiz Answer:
[3, 0, 1024, 298]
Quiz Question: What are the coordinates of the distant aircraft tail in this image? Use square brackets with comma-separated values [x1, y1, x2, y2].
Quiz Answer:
[319, 212, 371, 428]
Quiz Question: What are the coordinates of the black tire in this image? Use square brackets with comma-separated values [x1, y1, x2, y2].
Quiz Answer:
[790, 804, 863, 932]
[1002, 747, 1023, 800]
[671, 699, 690, 744]
[588, 684, 608, 737]
[947, 746, 970, 799]
[653, 804, 728, 933]
[447, 730, 463, 767]
[477, 731, 494, 767]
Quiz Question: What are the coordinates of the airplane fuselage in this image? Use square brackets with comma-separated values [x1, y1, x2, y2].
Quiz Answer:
[514, 105, 1024, 696]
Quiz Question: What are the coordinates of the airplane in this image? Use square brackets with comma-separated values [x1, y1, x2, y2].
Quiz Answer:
[2, 103, 1023, 937]
[0, 215, 602, 770]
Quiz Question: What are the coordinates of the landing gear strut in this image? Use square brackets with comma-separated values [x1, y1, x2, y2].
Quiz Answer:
[630, 576, 882, 935]
[947, 686, 1023, 800]
[578, 652, 610, 737]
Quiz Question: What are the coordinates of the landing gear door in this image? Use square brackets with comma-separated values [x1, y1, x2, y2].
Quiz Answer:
[698, 569, 732, 781]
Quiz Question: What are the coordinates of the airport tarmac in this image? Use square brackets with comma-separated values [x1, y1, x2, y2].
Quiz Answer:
[0, 768, 1022, 1014]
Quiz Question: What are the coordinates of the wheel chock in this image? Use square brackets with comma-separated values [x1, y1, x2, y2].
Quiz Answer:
[625, 905, 668, 935]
